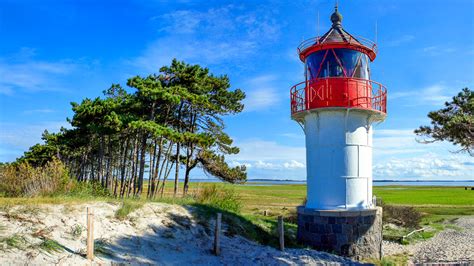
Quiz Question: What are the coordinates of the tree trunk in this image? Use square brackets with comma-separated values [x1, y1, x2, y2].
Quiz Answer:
[136, 132, 147, 198]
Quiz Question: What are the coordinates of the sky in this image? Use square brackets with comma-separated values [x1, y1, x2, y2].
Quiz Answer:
[0, 0, 473, 181]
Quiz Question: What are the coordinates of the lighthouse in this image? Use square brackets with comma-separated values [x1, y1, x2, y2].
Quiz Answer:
[294, 6, 386, 259]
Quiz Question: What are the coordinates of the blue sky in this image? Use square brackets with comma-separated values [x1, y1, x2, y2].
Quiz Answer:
[0, 0, 473, 180]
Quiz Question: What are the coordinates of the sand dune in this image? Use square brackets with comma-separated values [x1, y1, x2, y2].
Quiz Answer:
[0, 202, 363, 265]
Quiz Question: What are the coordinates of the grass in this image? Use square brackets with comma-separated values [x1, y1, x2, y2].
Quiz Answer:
[364, 253, 410, 266]
[69, 224, 85, 239]
[114, 200, 145, 220]
[38, 238, 64, 254]
[0, 234, 28, 250]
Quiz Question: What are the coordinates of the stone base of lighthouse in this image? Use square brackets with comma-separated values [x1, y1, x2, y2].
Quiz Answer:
[297, 206, 382, 260]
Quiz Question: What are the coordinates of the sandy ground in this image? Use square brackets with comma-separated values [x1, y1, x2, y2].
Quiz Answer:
[383, 216, 474, 264]
[0, 202, 364, 265]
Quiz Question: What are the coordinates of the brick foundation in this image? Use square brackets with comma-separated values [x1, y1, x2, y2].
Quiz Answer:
[297, 206, 382, 260]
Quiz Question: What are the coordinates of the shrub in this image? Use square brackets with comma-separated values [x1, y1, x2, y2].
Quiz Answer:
[382, 204, 422, 228]
[0, 158, 70, 197]
[195, 184, 242, 213]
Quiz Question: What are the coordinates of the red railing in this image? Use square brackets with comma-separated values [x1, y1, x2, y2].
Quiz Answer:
[297, 35, 378, 55]
[290, 77, 387, 116]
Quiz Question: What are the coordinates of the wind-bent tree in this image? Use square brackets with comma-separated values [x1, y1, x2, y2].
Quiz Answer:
[415, 88, 474, 155]
[16, 59, 247, 198]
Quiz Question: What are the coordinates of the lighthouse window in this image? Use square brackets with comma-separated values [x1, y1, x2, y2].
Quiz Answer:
[334, 49, 370, 79]
[319, 51, 344, 78]
[306, 50, 326, 80]
[305, 49, 370, 80]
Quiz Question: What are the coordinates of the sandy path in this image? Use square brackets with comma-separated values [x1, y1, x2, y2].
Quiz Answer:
[383, 216, 474, 263]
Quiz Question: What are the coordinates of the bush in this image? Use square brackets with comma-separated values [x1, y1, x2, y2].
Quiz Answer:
[382, 204, 422, 228]
[195, 184, 242, 213]
[0, 159, 70, 197]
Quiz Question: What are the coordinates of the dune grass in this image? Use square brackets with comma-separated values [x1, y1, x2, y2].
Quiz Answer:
[114, 200, 145, 220]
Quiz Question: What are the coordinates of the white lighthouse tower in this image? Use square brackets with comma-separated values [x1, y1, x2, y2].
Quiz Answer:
[294, 6, 387, 259]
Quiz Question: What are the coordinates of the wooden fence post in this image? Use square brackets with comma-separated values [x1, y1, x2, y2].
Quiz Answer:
[87, 207, 94, 260]
[213, 213, 222, 255]
[278, 216, 284, 251]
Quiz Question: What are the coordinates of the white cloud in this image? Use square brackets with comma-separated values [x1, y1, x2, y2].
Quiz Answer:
[0, 121, 69, 162]
[242, 75, 281, 112]
[283, 160, 305, 169]
[0, 49, 91, 95]
[225, 138, 306, 180]
[228, 160, 252, 168]
[374, 153, 474, 180]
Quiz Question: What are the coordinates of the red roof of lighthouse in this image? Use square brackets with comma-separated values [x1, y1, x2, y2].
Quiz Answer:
[297, 6, 377, 61]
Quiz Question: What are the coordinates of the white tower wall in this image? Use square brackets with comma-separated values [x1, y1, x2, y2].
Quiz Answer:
[304, 109, 374, 210]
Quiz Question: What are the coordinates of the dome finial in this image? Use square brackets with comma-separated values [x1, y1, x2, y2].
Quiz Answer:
[331, 1, 343, 28]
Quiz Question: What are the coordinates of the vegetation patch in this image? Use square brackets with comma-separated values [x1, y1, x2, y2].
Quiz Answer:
[364, 253, 410, 266]
[114, 200, 144, 220]
[68, 224, 85, 239]
[38, 238, 64, 254]
[0, 159, 70, 197]
[0, 234, 28, 250]
[382, 204, 422, 228]
[195, 184, 241, 213]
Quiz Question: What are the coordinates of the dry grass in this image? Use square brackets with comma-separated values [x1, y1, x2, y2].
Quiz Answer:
[0, 159, 70, 197]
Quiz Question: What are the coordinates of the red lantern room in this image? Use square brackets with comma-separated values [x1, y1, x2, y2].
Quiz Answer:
[290, 5, 387, 121]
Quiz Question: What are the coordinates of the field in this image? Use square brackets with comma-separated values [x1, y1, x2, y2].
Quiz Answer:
[2, 182, 472, 217]
[183, 183, 474, 217]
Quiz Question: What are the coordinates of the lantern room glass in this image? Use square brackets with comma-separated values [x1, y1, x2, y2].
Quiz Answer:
[305, 48, 370, 80]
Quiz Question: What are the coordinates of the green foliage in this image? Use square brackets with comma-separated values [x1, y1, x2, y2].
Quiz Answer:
[198, 151, 246, 184]
[114, 200, 144, 220]
[415, 87, 474, 155]
[192, 204, 299, 249]
[11, 59, 247, 199]
[195, 184, 242, 213]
